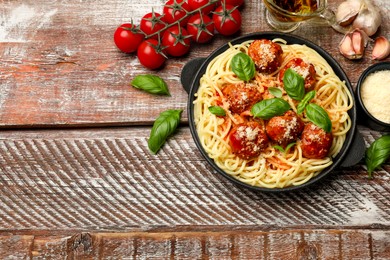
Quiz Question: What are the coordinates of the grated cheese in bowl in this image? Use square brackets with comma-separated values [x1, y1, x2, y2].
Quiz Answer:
[360, 70, 390, 124]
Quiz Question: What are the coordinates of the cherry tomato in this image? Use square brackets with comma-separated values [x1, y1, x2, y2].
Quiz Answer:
[163, 0, 193, 26]
[162, 25, 191, 57]
[213, 4, 242, 36]
[140, 11, 166, 40]
[188, 0, 216, 14]
[218, 0, 244, 7]
[114, 23, 145, 53]
[187, 13, 215, 43]
[137, 39, 167, 69]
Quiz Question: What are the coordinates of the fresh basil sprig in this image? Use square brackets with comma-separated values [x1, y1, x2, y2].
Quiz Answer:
[131, 74, 170, 95]
[305, 103, 332, 133]
[251, 98, 291, 120]
[297, 90, 316, 114]
[268, 87, 283, 98]
[231, 52, 256, 81]
[365, 135, 390, 178]
[283, 68, 305, 101]
[208, 106, 226, 116]
[148, 109, 182, 154]
[274, 142, 296, 154]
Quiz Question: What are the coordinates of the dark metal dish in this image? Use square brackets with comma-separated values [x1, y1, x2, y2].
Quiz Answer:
[181, 32, 365, 192]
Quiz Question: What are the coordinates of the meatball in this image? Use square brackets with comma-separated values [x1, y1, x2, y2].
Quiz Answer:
[222, 83, 262, 114]
[229, 121, 269, 159]
[266, 110, 304, 146]
[279, 58, 317, 90]
[248, 39, 283, 73]
[300, 123, 333, 159]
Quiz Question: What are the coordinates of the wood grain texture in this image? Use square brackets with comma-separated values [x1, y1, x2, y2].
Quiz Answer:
[0, 0, 389, 127]
[0, 126, 389, 231]
[1, 0, 390, 258]
[0, 230, 389, 259]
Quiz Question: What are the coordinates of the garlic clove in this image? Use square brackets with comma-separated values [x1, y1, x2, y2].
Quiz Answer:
[339, 33, 356, 59]
[352, 30, 364, 56]
[358, 28, 370, 47]
[339, 29, 368, 59]
[372, 36, 390, 60]
[336, 0, 362, 26]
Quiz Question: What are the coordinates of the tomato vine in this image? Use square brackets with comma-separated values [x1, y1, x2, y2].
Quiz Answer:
[114, 0, 244, 69]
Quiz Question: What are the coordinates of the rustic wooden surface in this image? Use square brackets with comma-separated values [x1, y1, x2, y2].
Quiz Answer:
[1, 0, 390, 259]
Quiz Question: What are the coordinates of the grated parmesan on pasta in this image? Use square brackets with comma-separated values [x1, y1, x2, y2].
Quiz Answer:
[193, 39, 353, 188]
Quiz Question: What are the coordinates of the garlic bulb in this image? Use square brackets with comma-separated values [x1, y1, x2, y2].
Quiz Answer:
[372, 36, 390, 60]
[339, 29, 370, 59]
[352, 0, 382, 36]
[336, 0, 382, 36]
[335, 0, 363, 26]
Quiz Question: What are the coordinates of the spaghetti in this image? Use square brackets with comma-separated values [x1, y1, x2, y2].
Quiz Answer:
[193, 39, 353, 188]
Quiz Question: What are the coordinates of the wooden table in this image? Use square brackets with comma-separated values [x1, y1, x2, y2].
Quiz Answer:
[1, 0, 389, 258]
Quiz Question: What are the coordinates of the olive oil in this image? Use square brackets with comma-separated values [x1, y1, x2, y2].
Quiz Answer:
[264, 0, 320, 23]
[272, 0, 318, 14]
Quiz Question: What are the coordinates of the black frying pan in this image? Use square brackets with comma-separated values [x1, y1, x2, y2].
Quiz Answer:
[181, 32, 365, 192]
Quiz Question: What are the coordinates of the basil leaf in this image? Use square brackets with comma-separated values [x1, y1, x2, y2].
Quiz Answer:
[297, 90, 316, 114]
[274, 142, 296, 155]
[231, 52, 256, 81]
[131, 74, 170, 95]
[251, 98, 291, 120]
[306, 103, 332, 133]
[268, 87, 283, 98]
[285, 142, 296, 153]
[148, 109, 182, 154]
[365, 135, 390, 178]
[208, 106, 226, 116]
[273, 145, 285, 153]
[283, 68, 305, 101]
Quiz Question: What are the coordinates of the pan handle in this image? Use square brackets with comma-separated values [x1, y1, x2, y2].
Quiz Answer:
[340, 128, 366, 167]
[180, 57, 206, 94]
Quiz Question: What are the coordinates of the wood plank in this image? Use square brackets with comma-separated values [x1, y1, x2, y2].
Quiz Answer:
[0, 230, 389, 259]
[303, 231, 341, 260]
[0, 0, 389, 127]
[0, 235, 33, 259]
[372, 231, 390, 260]
[0, 126, 389, 231]
[340, 231, 371, 259]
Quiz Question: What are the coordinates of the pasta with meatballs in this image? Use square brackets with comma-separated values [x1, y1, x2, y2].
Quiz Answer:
[193, 38, 353, 188]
